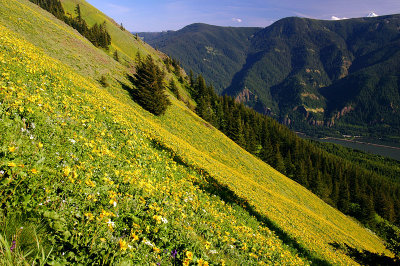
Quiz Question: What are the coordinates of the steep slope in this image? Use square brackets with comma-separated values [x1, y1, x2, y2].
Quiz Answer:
[0, 0, 392, 264]
[228, 16, 400, 139]
[140, 24, 261, 93]
[144, 16, 400, 141]
[60, 0, 156, 61]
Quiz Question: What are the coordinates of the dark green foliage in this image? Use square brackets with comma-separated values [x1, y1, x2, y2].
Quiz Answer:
[189, 71, 400, 232]
[132, 55, 171, 115]
[136, 51, 141, 63]
[142, 16, 400, 141]
[113, 50, 119, 62]
[168, 79, 180, 99]
[139, 24, 261, 93]
[29, 1, 111, 49]
[74, 3, 81, 21]
[99, 75, 108, 87]
[163, 57, 182, 77]
[30, 0, 65, 19]
[330, 242, 398, 265]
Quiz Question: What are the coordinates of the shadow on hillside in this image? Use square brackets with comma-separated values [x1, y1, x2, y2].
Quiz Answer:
[149, 139, 331, 265]
[118, 74, 141, 103]
[329, 242, 398, 266]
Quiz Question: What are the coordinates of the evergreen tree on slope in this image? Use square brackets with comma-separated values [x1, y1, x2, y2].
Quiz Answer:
[133, 55, 171, 115]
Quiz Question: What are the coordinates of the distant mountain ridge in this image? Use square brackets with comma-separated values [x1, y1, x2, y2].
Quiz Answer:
[140, 15, 400, 141]
[139, 24, 261, 93]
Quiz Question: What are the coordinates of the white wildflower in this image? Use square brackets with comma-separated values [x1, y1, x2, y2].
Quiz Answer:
[143, 239, 154, 247]
[107, 219, 115, 228]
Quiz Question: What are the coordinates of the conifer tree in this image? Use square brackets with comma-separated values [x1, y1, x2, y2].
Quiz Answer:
[75, 4, 82, 22]
[169, 79, 180, 99]
[133, 55, 171, 115]
[113, 50, 119, 62]
[273, 144, 286, 174]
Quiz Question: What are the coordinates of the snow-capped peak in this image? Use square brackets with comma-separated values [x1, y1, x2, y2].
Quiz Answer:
[367, 12, 378, 17]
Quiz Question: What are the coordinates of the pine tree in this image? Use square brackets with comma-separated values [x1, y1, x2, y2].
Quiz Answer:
[136, 51, 142, 63]
[189, 70, 194, 88]
[113, 50, 119, 62]
[75, 4, 82, 22]
[169, 79, 180, 99]
[273, 144, 286, 174]
[133, 55, 171, 115]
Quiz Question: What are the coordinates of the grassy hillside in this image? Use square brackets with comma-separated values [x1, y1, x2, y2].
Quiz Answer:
[0, 0, 392, 264]
[60, 0, 157, 62]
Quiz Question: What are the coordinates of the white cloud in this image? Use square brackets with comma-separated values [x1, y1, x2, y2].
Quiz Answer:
[367, 12, 378, 17]
[232, 18, 243, 23]
[331, 16, 348, 20]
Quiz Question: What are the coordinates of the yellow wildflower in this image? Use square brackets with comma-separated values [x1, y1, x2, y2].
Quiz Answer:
[7, 162, 16, 167]
[84, 213, 94, 221]
[109, 199, 117, 207]
[249, 253, 258, 259]
[38, 142, 43, 149]
[153, 215, 162, 224]
[63, 166, 71, 177]
[119, 239, 128, 251]
[8, 146, 15, 152]
[131, 232, 139, 241]
[186, 251, 193, 261]
[30, 168, 38, 174]
[85, 179, 95, 187]
[197, 258, 209, 266]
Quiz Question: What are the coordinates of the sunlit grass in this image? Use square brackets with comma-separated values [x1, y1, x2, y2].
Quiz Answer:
[0, 0, 392, 264]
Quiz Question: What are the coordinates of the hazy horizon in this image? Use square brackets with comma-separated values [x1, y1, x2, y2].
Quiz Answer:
[86, 0, 400, 32]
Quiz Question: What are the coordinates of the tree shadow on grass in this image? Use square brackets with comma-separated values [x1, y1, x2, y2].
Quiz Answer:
[329, 242, 398, 266]
[150, 139, 331, 265]
[117, 74, 140, 103]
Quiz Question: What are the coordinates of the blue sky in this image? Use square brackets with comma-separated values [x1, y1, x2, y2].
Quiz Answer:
[86, 0, 400, 32]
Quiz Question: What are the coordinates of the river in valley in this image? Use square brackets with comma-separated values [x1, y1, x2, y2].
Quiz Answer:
[298, 134, 400, 161]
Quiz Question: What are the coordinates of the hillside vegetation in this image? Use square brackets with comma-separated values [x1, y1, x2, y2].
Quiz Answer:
[140, 24, 260, 94]
[143, 16, 400, 142]
[0, 0, 393, 264]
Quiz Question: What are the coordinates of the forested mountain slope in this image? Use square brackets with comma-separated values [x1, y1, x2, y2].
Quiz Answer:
[140, 23, 260, 94]
[0, 0, 395, 264]
[143, 15, 400, 141]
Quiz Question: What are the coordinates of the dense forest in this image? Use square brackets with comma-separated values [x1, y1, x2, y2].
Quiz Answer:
[143, 16, 400, 143]
[30, 0, 111, 49]
[170, 67, 400, 232]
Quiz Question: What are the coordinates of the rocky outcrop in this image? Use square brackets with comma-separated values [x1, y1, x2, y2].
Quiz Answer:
[235, 88, 258, 103]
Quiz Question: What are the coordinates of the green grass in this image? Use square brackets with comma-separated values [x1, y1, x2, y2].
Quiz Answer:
[0, 0, 392, 264]
[61, 0, 164, 62]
